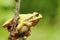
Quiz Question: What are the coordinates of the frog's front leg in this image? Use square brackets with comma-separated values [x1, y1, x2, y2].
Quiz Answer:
[15, 22, 24, 34]
[15, 22, 31, 35]
[15, 21, 29, 33]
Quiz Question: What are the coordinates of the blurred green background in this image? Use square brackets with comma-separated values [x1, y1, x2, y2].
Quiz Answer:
[0, 0, 60, 40]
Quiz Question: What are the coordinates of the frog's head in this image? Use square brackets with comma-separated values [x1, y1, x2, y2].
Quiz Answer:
[31, 12, 42, 21]
[27, 12, 42, 26]
[32, 12, 42, 26]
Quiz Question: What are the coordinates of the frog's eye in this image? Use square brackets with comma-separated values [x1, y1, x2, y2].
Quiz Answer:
[33, 12, 39, 17]
[35, 13, 39, 17]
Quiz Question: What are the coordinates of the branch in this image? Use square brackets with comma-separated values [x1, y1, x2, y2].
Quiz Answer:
[12, 0, 20, 31]
[8, 0, 23, 40]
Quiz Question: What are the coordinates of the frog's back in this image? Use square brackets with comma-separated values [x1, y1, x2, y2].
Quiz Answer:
[19, 14, 33, 21]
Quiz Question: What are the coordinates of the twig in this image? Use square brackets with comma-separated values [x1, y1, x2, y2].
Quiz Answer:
[8, 0, 24, 40]
[12, 0, 20, 31]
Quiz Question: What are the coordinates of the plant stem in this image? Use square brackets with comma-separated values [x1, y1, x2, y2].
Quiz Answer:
[8, 0, 24, 40]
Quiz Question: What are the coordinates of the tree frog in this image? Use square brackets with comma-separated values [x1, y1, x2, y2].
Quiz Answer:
[3, 12, 42, 37]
